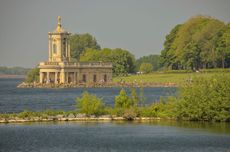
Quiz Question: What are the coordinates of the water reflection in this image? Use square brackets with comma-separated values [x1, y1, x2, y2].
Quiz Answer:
[2, 120, 230, 135]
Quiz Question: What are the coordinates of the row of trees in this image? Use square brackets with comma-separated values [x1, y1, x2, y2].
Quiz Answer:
[135, 55, 161, 71]
[80, 48, 136, 76]
[0, 66, 29, 75]
[69, 33, 160, 75]
[160, 16, 230, 70]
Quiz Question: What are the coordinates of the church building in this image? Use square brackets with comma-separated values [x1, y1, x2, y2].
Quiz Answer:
[39, 16, 112, 85]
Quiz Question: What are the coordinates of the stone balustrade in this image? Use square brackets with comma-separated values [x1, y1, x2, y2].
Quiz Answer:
[39, 61, 112, 68]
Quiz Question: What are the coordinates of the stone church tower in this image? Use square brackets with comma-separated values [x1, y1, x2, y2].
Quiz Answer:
[38, 16, 112, 85]
[48, 16, 71, 62]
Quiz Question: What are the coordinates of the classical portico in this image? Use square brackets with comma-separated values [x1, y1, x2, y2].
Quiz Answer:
[38, 16, 112, 85]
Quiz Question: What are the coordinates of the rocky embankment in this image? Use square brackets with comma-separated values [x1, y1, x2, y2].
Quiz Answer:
[17, 82, 176, 88]
[0, 114, 175, 123]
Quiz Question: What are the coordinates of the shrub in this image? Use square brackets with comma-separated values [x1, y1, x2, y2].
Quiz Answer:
[139, 63, 153, 74]
[130, 88, 139, 107]
[115, 89, 131, 108]
[176, 74, 230, 121]
[43, 109, 65, 116]
[25, 67, 39, 83]
[76, 91, 105, 116]
[18, 110, 34, 118]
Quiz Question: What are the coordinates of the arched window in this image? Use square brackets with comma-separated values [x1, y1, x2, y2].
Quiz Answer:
[53, 44, 57, 54]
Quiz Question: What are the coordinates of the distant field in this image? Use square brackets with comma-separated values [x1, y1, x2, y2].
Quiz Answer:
[113, 69, 230, 85]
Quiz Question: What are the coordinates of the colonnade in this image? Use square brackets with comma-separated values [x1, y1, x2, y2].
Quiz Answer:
[40, 71, 109, 84]
[40, 72, 76, 84]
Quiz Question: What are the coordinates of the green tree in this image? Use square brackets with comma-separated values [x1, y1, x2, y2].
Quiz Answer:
[25, 67, 39, 83]
[80, 48, 136, 76]
[111, 48, 136, 75]
[76, 91, 105, 116]
[214, 23, 230, 68]
[130, 88, 139, 107]
[139, 63, 153, 73]
[70, 33, 101, 60]
[161, 16, 226, 70]
[115, 89, 131, 108]
[135, 55, 161, 71]
[160, 24, 181, 69]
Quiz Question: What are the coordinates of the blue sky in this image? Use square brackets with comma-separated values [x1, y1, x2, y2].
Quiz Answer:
[0, 0, 230, 67]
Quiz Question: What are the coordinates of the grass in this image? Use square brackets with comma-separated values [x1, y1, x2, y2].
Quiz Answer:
[113, 69, 230, 85]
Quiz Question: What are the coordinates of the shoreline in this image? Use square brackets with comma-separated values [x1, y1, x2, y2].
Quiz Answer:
[17, 82, 177, 88]
[0, 116, 177, 124]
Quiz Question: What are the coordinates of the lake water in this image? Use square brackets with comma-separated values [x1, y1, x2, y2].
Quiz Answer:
[0, 78, 176, 113]
[0, 121, 230, 152]
[0, 78, 230, 152]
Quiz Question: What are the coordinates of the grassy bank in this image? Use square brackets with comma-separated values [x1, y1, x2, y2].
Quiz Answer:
[113, 69, 230, 85]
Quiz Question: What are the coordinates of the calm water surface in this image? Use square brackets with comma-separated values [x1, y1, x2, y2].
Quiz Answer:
[1, 78, 230, 152]
[0, 121, 230, 152]
[0, 78, 176, 113]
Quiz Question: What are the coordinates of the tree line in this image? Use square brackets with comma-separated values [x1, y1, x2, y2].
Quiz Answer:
[160, 15, 230, 70]
[70, 15, 230, 75]
[0, 66, 30, 75]
[70, 33, 160, 75]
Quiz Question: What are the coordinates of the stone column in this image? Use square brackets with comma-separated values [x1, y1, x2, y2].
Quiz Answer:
[60, 71, 65, 83]
[48, 35, 52, 61]
[46, 72, 50, 84]
[40, 72, 43, 83]
[57, 37, 61, 61]
[65, 40, 68, 59]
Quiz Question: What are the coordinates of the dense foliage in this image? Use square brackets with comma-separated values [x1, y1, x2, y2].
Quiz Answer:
[0, 66, 29, 75]
[214, 23, 230, 68]
[115, 89, 132, 108]
[176, 74, 230, 121]
[70, 33, 101, 60]
[76, 91, 105, 116]
[25, 67, 39, 83]
[114, 88, 141, 119]
[161, 16, 230, 70]
[135, 55, 161, 71]
[139, 63, 153, 73]
[80, 48, 136, 76]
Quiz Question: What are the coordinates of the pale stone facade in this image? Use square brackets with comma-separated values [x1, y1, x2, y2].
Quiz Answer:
[39, 16, 112, 84]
